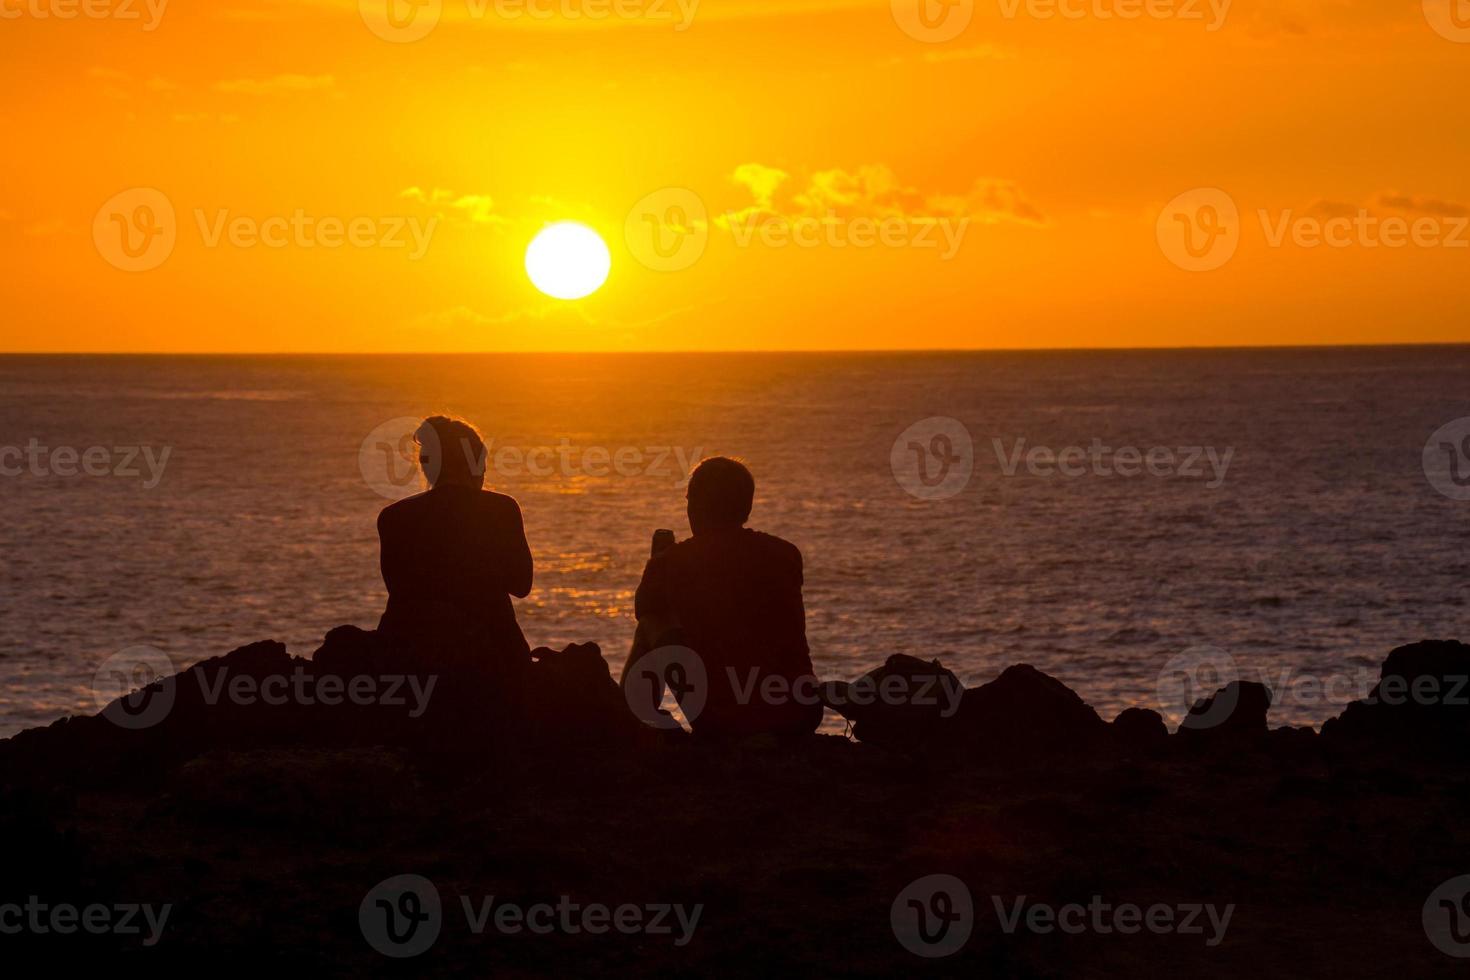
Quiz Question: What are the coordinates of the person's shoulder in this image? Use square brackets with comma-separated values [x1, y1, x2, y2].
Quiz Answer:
[476, 489, 522, 515]
[744, 529, 802, 565]
[378, 491, 433, 526]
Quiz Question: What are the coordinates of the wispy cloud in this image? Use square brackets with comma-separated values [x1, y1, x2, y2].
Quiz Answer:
[719, 163, 1047, 228]
[1306, 191, 1469, 220]
[400, 187, 508, 227]
[214, 74, 336, 95]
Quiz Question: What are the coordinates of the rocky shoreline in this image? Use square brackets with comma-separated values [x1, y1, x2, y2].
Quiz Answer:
[3, 634, 1470, 974]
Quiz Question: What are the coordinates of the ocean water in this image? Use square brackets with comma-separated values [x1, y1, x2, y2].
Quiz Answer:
[1, 348, 1468, 738]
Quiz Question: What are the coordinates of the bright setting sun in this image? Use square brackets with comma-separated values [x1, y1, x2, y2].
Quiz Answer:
[525, 222, 612, 301]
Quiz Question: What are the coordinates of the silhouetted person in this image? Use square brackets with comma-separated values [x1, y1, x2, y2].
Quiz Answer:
[377, 416, 533, 667]
[625, 457, 821, 738]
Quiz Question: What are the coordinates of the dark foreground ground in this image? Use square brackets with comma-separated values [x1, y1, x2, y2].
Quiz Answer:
[4, 637, 1470, 976]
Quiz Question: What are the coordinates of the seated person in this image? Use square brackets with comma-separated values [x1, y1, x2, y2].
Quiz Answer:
[377, 416, 533, 668]
[626, 456, 821, 737]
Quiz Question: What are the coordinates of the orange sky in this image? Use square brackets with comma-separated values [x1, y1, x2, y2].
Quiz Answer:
[1, 0, 1467, 351]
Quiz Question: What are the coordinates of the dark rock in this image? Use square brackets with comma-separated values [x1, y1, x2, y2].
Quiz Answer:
[1175, 680, 1272, 743]
[953, 664, 1106, 756]
[0, 630, 646, 786]
[1321, 640, 1470, 749]
[1111, 707, 1169, 753]
[820, 654, 964, 747]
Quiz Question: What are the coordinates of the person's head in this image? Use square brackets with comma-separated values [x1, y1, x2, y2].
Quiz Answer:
[415, 415, 486, 490]
[686, 456, 755, 534]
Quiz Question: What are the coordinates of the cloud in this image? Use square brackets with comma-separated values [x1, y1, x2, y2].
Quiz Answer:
[172, 112, 241, 124]
[883, 44, 1015, 67]
[731, 164, 789, 209]
[918, 44, 1014, 64]
[413, 303, 699, 335]
[401, 187, 454, 205]
[450, 195, 504, 225]
[1305, 192, 1469, 220]
[1304, 200, 1358, 220]
[1374, 192, 1469, 219]
[718, 163, 1046, 229]
[401, 188, 507, 227]
[214, 74, 335, 95]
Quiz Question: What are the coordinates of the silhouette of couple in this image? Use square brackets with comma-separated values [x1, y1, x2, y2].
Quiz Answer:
[375, 416, 822, 738]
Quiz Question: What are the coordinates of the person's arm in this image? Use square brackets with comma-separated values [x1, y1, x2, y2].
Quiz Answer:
[377, 508, 405, 596]
[498, 497, 534, 599]
[623, 554, 675, 689]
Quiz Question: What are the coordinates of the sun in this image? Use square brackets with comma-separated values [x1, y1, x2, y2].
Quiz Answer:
[525, 222, 611, 300]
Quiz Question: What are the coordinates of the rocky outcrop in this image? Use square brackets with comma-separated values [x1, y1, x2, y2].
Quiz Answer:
[819, 654, 964, 747]
[1111, 707, 1169, 753]
[953, 664, 1108, 756]
[0, 630, 641, 787]
[1175, 680, 1274, 745]
[1322, 640, 1470, 750]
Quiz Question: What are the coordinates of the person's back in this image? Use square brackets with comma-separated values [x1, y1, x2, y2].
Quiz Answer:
[377, 417, 533, 664]
[632, 457, 820, 737]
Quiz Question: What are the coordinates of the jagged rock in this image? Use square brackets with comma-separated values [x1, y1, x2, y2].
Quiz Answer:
[1111, 707, 1169, 753]
[953, 664, 1106, 756]
[1176, 680, 1272, 743]
[0, 630, 646, 785]
[820, 654, 964, 747]
[1322, 640, 1470, 748]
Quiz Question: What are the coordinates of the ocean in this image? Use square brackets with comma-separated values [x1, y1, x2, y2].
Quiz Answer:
[2, 348, 1467, 737]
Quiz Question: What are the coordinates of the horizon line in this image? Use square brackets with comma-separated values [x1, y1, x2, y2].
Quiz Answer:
[5, 341, 1470, 356]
